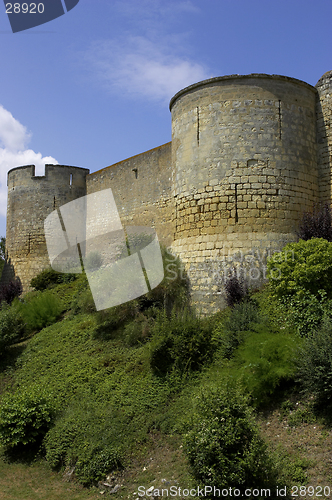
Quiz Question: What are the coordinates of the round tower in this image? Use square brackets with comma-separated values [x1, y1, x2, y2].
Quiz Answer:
[315, 70, 332, 204]
[170, 74, 319, 314]
[4, 164, 89, 292]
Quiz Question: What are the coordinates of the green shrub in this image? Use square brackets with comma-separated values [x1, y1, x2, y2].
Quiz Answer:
[277, 289, 332, 337]
[31, 268, 76, 291]
[123, 314, 153, 346]
[0, 388, 55, 448]
[143, 245, 189, 314]
[74, 448, 121, 485]
[295, 319, 332, 408]
[0, 301, 25, 354]
[267, 238, 332, 299]
[235, 329, 299, 406]
[20, 291, 63, 331]
[213, 299, 259, 358]
[150, 310, 216, 376]
[183, 386, 276, 492]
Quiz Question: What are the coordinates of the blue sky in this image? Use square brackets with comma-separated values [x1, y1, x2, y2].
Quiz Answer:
[0, 0, 331, 237]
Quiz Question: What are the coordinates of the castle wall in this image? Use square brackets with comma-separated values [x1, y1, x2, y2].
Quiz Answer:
[170, 74, 319, 313]
[86, 142, 174, 245]
[316, 71, 332, 203]
[3, 165, 89, 291]
[3, 72, 331, 315]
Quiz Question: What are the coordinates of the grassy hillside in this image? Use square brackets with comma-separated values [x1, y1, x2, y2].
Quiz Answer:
[1, 241, 332, 499]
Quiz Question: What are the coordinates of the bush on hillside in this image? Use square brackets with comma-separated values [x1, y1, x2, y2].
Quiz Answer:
[235, 328, 299, 406]
[267, 238, 332, 299]
[30, 268, 77, 291]
[0, 279, 22, 306]
[92, 246, 189, 342]
[0, 388, 55, 448]
[0, 301, 25, 354]
[275, 289, 332, 337]
[150, 310, 216, 376]
[20, 291, 63, 331]
[184, 386, 276, 493]
[224, 268, 248, 307]
[297, 202, 332, 241]
[213, 299, 259, 358]
[295, 318, 332, 408]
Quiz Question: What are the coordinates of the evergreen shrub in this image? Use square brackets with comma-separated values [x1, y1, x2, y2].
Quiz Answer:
[184, 386, 276, 493]
[0, 279, 22, 305]
[150, 310, 216, 376]
[213, 299, 259, 358]
[20, 291, 63, 331]
[0, 388, 55, 448]
[31, 268, 77, 291]
[0, 301, 25, 354]
[295, 319, 332, 408]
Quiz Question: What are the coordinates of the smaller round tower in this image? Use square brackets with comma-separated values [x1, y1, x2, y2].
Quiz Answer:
[3, 164, 89, 292]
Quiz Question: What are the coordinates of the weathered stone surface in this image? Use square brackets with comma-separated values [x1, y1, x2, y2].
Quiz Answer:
[2, 72, 332, 314]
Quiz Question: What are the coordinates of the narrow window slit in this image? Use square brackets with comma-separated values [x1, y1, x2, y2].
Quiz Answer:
[196, 106, 200, 146]
[278, 100, 282, 140]
[235, 184, 238, 223]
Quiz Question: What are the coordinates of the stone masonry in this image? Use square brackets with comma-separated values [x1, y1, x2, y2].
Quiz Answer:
[2, 71, 332, 314]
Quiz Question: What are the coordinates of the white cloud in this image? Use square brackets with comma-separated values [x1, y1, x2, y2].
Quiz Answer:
[0, 105, 58, 221]
[85, 36, 210, 103]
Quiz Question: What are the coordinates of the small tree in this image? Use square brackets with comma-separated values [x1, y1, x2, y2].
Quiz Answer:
[0, 236, 5, 277]
[224, 267, 248, 307]
[184, 386, 276, 492]
[297, 203, 332, 241]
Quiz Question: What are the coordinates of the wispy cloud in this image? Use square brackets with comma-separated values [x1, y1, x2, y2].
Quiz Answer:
[0, 105, 58, 220]
[84, 36, 210, 103]
[82, 0, 210, 103]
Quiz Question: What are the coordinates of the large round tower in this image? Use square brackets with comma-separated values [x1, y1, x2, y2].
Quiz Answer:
[170, 74, 319, 313]
[3, 164, 89, 292]
[316, 71, 332, 204]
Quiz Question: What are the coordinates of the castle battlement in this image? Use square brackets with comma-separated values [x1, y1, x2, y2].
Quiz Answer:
[2, 71, 332, 314]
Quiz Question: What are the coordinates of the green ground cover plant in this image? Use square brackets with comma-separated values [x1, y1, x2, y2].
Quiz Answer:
[0, 239, 331, 492]
[183, 385, 277, 495]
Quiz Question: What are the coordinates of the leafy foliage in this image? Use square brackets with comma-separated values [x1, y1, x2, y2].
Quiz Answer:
[19, 291, 63, 331]
[30, 268, 77, 291]
[224, 268, 248, 307]
[0, 236, 5, 277]
[0, 301, 25, 354]
[213, 299, 259, 358]
[184, 386, 276, 492]
[0, 388, 55, 448]
[295, 319, 332, 408]
[297, 203, 332, 241]
[234, 328, 299, 406]
[267, 238, 332, 299]
[0, 279, 23, 306]
[149, 310, 217, 376]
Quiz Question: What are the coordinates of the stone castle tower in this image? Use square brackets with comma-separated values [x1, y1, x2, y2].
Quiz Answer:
[2, 71, 332, 314]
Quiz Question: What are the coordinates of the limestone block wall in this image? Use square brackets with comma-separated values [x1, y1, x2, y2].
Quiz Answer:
[2, 71, 332, 314]
[86, 142, 174, 246]
[4, 164, 89, 291]
[170, 74, 319, 314]
[316, 71, 332, 203]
